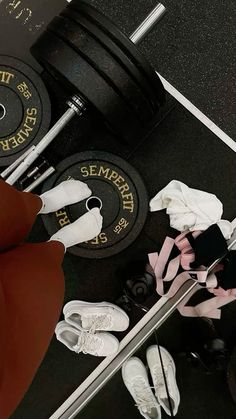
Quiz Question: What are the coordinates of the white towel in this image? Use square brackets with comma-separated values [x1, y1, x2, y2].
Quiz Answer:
[150, 180, 233, 239]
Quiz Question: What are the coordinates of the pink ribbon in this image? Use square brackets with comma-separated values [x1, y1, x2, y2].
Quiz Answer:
[208, 287, 236, 297]
[174, 230, 202, 270]
[149, 237, 236, 319]
[149, 237, 208, 298]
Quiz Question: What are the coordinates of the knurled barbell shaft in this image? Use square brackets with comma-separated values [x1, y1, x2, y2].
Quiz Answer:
[5, 3, 166, 185]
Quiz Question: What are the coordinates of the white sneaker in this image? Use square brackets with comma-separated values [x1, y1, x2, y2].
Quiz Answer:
[55, 321, 119, 357]
[63, 300, 130, 333]
[146, 346, 180, 416]
[122, 357, 162, 419]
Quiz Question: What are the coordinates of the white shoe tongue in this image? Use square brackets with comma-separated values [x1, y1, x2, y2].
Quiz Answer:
[81, 317, 93, 329]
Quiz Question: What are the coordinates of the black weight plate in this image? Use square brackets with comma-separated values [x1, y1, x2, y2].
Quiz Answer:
[62, 8, 158, 112]
[68, 0, 165, 106]
[32, 30, 144, 143]
[0, 55, 51, 167]
[48, 15, 154, 124]
[42, 151, 148, 258]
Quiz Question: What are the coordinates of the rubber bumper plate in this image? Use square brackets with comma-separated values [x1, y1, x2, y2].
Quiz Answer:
[68, 0, 165, 107]
[0, 55, 51, 167]
[42, 151, 149, 258]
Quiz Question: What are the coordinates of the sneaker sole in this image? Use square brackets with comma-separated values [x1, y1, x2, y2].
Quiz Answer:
[63, 300, 130, 330]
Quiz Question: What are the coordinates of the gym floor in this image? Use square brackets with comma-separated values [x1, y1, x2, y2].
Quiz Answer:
[1, 0, 235, 418]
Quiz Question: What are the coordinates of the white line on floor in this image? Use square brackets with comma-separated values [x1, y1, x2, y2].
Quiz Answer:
[157, 73, 236, 152]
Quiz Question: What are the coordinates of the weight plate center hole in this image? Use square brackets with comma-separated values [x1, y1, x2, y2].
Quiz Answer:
[0, 103, 6, 120]
[86, 196, 103, 211]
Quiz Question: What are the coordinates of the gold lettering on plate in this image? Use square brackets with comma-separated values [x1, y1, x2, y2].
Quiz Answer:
[0, 108, 38, 151]
[88, 233, 108, 246]
[98, 166, 110, 178]
[6, 0, 21, 13]
[113, 218, 129, 235]
[6, 1, 32, 23]
[55, 210, 71, 228]
[5, 1, 44, 32]
[0, 71, 14, 85]
[17, 82, 32, 100]
[80, 165, 135, 213]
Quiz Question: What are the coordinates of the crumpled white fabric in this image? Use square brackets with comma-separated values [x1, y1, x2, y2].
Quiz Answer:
[150, 180, 234, 239]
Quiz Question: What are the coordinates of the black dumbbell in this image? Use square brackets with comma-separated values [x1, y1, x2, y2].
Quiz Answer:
[5, 0, 166, 185]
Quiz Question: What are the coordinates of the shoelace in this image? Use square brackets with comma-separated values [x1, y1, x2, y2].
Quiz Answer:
[73, 332, 102, 355]
[153, 367, 170, 398]
[84, 314, 112, 334]
[131, 379, 158, 414]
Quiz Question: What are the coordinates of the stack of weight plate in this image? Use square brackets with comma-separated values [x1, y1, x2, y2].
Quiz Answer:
[31, 0, 165, 143]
